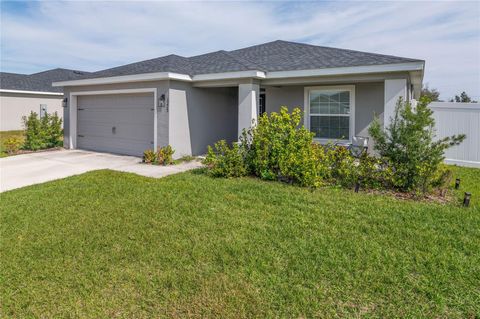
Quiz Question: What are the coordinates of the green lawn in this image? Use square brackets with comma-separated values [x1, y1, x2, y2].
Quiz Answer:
[0, 130, 24, 157]
[1, 167, 479, 318]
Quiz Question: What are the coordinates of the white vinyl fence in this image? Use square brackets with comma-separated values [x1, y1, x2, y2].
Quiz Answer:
[429, 102, 480, 168]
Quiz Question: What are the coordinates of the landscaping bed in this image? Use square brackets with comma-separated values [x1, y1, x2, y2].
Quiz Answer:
[0, 166, 478, 318]
[0, 112, 63, 157]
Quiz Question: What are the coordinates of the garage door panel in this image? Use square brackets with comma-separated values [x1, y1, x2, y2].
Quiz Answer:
[78, 135, 152, 156]
[77, 92, 154, 157]
[78, 122, 152, 141]
[78, 94, 153, 110]
[77, 108, 152, 125]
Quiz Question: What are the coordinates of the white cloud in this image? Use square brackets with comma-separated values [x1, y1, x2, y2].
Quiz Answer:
[1, 0, 479, 100]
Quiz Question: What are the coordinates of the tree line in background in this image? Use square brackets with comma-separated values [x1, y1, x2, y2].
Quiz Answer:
[421, 84, 478, 103]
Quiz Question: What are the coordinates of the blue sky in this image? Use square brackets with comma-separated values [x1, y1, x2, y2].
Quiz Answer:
[1, 0, 479, 100]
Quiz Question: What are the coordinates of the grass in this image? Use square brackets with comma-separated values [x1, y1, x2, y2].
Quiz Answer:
[1, 166, 479, 318]
[0, 130, 24, 157]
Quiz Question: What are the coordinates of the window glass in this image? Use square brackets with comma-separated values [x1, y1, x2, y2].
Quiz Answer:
[309, 90, 350, 140]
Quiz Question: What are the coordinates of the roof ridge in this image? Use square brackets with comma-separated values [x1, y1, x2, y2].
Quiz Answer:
[91, 53, 188, 75]
[29, 68, 91, 76]
[166, 54, 194, 74]
[230, 40, 283, 52]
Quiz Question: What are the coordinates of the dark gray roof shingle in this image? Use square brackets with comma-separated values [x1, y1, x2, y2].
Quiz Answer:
[0, 68, 90, 92]
[189, 50, 264, 74]
[83, 55, 192, 79]
[229, 40, 422, 71]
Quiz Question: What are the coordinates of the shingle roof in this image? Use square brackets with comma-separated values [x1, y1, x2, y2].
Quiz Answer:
[83, 55, 192, 80]
[189, 50, 263, 74]
[229, 40, 422, 71]
[0, 68, 90, 93]
[62, 40, 424, 81]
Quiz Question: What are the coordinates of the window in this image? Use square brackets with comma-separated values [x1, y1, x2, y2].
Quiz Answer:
[305, 86, 355, 141]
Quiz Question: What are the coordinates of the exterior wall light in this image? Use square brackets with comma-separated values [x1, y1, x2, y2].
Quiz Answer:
[159, 94, 166, 108]
[62, 98, 68, 108]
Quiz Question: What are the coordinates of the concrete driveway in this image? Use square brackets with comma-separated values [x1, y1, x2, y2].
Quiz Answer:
[0, 149, 202, 192]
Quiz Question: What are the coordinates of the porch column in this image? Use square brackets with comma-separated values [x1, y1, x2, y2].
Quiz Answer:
[238, 83, 260, 138]
[384, 79, 407, 127]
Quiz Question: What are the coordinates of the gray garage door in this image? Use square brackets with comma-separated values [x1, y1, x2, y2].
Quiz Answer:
[77, 93, 154, 156]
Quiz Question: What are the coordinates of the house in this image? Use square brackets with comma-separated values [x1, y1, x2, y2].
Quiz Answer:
[0, 68, 89, 131]
[53, 40, 424, 157]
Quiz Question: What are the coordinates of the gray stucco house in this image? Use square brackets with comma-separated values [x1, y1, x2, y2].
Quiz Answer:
[53, 40, 424, 157]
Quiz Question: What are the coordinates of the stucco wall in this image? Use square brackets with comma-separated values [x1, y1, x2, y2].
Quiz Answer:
[0, 92, 63, 131]
[264, 82, 384, 145]
[265, 86, 304, 114]
[62, 81, 169, 150]
[169, 81, 238, 156]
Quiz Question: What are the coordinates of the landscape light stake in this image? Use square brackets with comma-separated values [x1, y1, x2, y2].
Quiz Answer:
[463, 192, 471, 207]
[354, 181, 360, 193]
[455, 178, 460, 189]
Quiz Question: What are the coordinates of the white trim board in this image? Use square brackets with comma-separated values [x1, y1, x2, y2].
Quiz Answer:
[193, 70, 265, 81]
[0, 89, 63, 96]
[304, 85, 356, 143]
[68, 88, 158, 151]
[267, 62, 424, 79]
[54, 72, 190, 87]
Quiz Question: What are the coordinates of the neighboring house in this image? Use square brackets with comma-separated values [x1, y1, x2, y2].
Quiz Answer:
[53, 40, 424, 157]
[0, 68, 89, 131]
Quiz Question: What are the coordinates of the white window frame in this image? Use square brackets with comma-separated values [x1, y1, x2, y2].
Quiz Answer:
[304, 85, 356, 143]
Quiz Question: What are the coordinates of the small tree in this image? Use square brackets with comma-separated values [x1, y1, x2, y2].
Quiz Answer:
[421, 84, 440, 102]
[450, 91, 477, 103]
[369, 97, 465, 193]
[47, 112, 63, 147]
[22, 111, 63, 151]
[23, 112, 44, 151]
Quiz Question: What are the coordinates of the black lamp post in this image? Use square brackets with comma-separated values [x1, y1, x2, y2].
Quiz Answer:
[463, 192, 471, 207]
[354, 180, 360, 193]
[455, 178, 460, 190]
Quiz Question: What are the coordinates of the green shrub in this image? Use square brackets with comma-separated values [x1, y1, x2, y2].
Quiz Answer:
[46, 112, 63, 147]
[203, 140, 247, 178]
[320, 144, 392, 189]
[3, 136, 23, 154]
[157, 145, 175, 165]
[369, 97, 465, 193]
[242, 107, 324, 187]
[323, 145, 357, 187]
[143, 146, 175, 165]
[143, 149, 156, 163]
[22, 111, 63, 151]
[23, 112, 44, 151]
